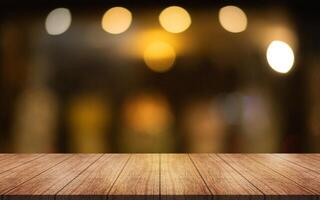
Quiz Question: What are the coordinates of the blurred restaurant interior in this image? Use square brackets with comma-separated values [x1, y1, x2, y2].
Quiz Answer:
[0, 0, 320, 153]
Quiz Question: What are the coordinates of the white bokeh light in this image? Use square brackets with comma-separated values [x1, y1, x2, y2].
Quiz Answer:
[45, 8, 72, 35]
[219, 5, 247, 33]
[266, 40, 295, 74]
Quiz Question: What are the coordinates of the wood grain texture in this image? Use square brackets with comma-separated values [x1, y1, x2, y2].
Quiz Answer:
[305, 154, 320, 162]
[0, 154, 25, 162]
[248, 154, 320, 193]
[160, 154, 211, 200]
[275, 154, 320, 174]
[190, 154, 263, 199]
[218, 154, 316, 199]
[109, 154, 159, 200]
[0, 154, 319, 200]
[0, 154, 43, 174]
[0, 154, 70, 195]
[57, 154, 130, 200]
[3, 154, 101, 200]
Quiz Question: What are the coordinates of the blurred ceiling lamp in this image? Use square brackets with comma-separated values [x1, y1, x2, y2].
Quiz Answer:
[143, 41, 176, 72]
[266, 40, 294, 74]
[102, 7, 132, 34]
[218, 5, 247, 33]
[159, 6, 191, 33]
[45, 8, 72, 35]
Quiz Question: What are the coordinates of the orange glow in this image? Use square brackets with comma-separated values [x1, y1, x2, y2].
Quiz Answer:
[123, 93, 173, 134]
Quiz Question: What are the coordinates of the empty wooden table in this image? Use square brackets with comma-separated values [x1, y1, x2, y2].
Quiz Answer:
[0, 154, 319, 200]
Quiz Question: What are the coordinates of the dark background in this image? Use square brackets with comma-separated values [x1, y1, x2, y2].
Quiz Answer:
[1, 0, 320, 153]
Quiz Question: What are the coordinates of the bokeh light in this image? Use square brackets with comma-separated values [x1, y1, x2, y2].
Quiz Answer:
[266, 40, 294, 74]
[101, 7, 132, 34]
[68, 95, 111, 152]
[13, 88, 58, 152]
[159, 6, 191, 33]
[218, 5, 247, 33]
[143, 41, 176, 72]
[123, 93, 173, 134]
[45, 8, 72, 35]
[183, 99, 226, 152]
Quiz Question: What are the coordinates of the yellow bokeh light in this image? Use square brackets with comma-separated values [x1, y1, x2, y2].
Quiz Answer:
[266, 40, 294, 74]
[45, 8, 72, 35]
[159, 6, 191, 33]
[101, 7, 132, 34]
[219, 5, 247, 33]
[68, 95, 111, 152]
[143, 41, 176, 72]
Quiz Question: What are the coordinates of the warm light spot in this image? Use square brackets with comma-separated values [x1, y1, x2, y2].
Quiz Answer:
[266, 40, 294, 74]
[45, 8, 72, 35]
[219, 5, 247, 33]
[126, 29, 182, 59]
[123, 93, 173, 134]
[182, 100, 226, 152]
[68, 95, 111, 152]
[102, 7, 132, 34]
[143, 41, 176, 72]
[159, 6, 191, 33]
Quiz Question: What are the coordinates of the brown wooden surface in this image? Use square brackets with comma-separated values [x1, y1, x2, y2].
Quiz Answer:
[160, 154, 211, 200]
[219, 154, 316, 199]
[190, 154, 263, 199]
[109, 154, 159, 200]
[0, 154, 319, 200]
[248, 154, 320, 194]
[57, 154, 129, 200]
[0, 154, 43, 174]
[275, 154, 320, 173]
[4, 154, 101, 200]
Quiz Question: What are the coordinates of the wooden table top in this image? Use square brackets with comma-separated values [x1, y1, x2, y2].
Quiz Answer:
[0, 154, 319, 200]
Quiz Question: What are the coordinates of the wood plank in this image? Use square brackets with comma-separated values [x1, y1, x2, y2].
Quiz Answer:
[160, 154, 211, 200]
[0, 154, 318, 200]
[57, 154, 130, 200]
[305, 154, 320, 162]
[0, 154, 43, 174]
[0, 154, 16, 162]
[0, 154, 70, 195]
[3, 154, 101, 200]
[275, 154, 320, 174]
[190, 154, 263, 199]
[108, 154, 159, 200]
[218, 154, 316, 199]
[248, 154, 320, 194]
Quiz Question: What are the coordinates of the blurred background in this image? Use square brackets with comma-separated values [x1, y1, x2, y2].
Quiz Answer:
[1, 0, 319, 153]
